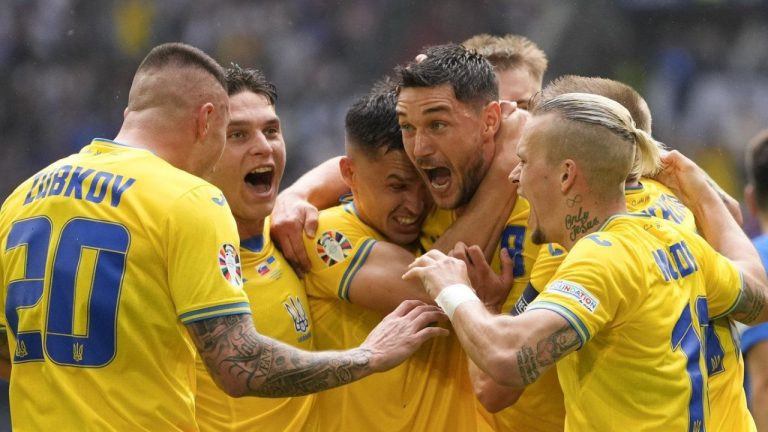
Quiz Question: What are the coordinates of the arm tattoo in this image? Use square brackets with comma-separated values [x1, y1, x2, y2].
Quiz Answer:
[188, 314, 372, 397]
[733, 277, 766, 324]
[517, 324, 580, 385]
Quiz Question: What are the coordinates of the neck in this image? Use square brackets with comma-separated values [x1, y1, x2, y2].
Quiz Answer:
[558, 195, 626, 250]
[237, 218, 266, 240]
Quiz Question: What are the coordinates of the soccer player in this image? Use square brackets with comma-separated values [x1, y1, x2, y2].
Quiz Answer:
[192, 66, 318, 431]
[742, 129, 768, 431]
[462, 33, 547, 109]
[0, 43, 446, 431]
[405, 92, 768, 431]
[299, 78, 501, 431]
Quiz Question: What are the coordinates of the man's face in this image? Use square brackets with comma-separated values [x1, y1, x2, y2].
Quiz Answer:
[397, 84, 493, 210]
[496, 67, 540, 110]
[345, 147, 432, 246]
[509, 115, 558, 245]
[209, 91, 286, 233]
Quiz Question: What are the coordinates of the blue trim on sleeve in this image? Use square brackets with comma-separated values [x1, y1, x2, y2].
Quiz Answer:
[337, 238, 376, 301]
[711, 272, 745, 320]
[179, 302, 252, 324]
[527, 301, 589, 348]
[742, 323, 768, 354]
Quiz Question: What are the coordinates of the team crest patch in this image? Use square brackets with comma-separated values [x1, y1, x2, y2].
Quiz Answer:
[548, 280, 599, 313]
[284, 296, 310, 334]
[316, 231, 352, 266]
[218, 244, 242, 287]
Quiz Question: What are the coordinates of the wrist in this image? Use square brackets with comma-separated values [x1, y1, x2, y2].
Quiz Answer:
[435, 284, 481, 320]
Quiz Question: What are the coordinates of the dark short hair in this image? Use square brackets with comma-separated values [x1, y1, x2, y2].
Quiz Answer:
[345, 77, 403, 157]
[747, 129, 768, 211]
[395, 43, 498, 108]
[225, 64, 278, 104]
[137, 42, 226, 89]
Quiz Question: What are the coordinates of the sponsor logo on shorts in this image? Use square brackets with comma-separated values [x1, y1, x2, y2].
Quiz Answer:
[548, 280, 599, 313]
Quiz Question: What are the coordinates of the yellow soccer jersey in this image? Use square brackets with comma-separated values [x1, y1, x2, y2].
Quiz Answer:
[521, 179, 755, 432]
[421, 198, 558, 432]
[195, 223, 317, 432]
[304, 202, 481, 431]
[0, 139, 250, 432]
[528, 214, 743, 431]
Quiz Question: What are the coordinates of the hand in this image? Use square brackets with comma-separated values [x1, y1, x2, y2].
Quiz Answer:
[269, 191, 319, 277]
[655, 150, 718, 211]
[362, 300, 449, 372]
[450, 242, 513, 313]
[402, 249, 472, 300]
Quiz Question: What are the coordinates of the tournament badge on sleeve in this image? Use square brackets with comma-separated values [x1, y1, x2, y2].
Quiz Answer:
[316, 230, 352, 266]
[218, 243, 243, 287]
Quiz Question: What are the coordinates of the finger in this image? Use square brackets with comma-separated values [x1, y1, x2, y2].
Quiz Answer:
[291, 234, 312, 274]
[407, 254, 437, 269]
[402, 266, 425, 281]
[467, 245, 486, 267]
[413, 326, 450, 342]
[389, 299, 426, 317]
[303, 209, 319, 238]
[499, 100, 517, 117]
[451, 243, 470, 265]
[407, 306, 449, 325]
[499, 248, 515, 285]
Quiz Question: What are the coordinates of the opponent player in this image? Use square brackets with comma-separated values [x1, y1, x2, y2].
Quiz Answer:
[193, 65, 319, 431]
[742, 129, 768, 431]
[405, 92, 768, 430]
[299, 78, 505, 431]
[0, 43, 446, 431]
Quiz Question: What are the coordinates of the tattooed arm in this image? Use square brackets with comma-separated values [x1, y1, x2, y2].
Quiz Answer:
[657, 150, 768, 324]
[187, 300, 448, 397]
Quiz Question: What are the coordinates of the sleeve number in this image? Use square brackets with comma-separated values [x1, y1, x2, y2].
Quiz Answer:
[5, 217, 129, 367]
[670, 297, 708, 432]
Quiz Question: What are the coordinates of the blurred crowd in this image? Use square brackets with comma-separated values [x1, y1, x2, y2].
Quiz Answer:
[2, 0, 768, 225]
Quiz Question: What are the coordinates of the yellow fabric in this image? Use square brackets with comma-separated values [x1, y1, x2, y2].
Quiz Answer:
[303, 203, 481, 431]
[529, 214, 743, 431]
[195, 223, 317, 431]
[0, 139, 250, 431]
[525, 179, 754, 431]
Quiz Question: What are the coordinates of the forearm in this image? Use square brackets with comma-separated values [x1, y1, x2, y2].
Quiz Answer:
[189, 314, 374, 398]
[468, 357, 523, 412]
[433, 164, 516, 259]
[283, 156, 348, 209]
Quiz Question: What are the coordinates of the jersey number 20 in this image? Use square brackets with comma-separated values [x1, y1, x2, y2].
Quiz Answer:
[5, 216, 129, 367]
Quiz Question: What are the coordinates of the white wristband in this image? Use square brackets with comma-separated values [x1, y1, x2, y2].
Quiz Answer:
[435, 284, 481, 320]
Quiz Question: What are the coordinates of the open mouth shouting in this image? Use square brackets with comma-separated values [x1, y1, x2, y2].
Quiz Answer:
[244, 165, 275, 195]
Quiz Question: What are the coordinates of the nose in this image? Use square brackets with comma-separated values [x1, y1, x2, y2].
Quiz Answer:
[509, 163, 521, 184]
[249, 131, 272, 156]
[401, 187, 426, 216]
[412, 130, 434, 159]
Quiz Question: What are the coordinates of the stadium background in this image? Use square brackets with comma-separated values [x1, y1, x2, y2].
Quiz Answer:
[1, 0, 768, 429]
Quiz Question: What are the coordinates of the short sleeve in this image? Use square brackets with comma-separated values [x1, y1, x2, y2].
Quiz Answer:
[690, 237, 743, 319]
[166, 185, 250, 324]
[529, 243, 567, 292]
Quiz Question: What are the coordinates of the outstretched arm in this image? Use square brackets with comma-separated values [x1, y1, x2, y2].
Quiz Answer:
[187, 300, 447, 398]
[657, 150, 768, 324]
[403, 250, 579, 387]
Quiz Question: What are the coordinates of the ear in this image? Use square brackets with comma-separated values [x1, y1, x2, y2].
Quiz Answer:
[339, 156, 355, 188]
[481, 101, 502, 138]
[745, 184, 759, 219]
[560, 159, 577, 194]
[196, 102, 215, 139]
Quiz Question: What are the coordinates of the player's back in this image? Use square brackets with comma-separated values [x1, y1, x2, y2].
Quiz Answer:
[529, 215, 742, 431]
[0, 139, 249, 431]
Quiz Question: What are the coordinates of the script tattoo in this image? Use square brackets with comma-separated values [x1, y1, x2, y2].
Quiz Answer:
[732, 276, 766, 324]
[517, 324, 581, 385]
[189, 314, 371, 397]
[565, 207, 600, 241]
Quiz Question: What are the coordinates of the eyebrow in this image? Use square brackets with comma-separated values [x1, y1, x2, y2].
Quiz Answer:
[396, 103, 452, 117]
[228, 117, 280, 128]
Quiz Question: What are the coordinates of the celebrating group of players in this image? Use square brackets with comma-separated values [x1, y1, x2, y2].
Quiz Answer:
[1, 31, 767, 432]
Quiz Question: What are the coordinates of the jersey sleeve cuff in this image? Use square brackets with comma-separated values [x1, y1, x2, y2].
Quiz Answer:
[179, 302, 252, 324]
[527, 301, 590, 348]
[711, 271, 744, 320]
[337, 238, 376, 301]
[742, 322, 768, 353]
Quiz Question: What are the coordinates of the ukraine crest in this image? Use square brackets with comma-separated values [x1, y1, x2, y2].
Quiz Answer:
[316, 231, 352, 266]
[218, 243, 242, 287]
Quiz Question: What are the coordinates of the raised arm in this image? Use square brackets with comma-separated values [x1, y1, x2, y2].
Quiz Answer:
[657, 150, 768, 324]
[187, 300, 447, 398]
[270, 156, 349, 273]
[403, 250, 579, 388]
